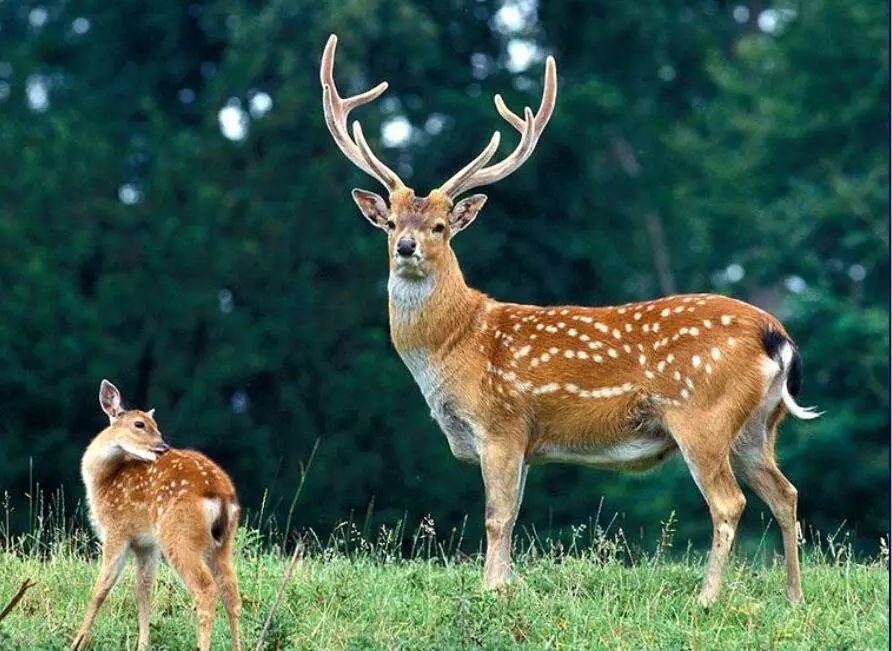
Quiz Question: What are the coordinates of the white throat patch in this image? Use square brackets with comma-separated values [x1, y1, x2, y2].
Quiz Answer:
[388, 273, 435, 324]
[398, 348, 442, 401]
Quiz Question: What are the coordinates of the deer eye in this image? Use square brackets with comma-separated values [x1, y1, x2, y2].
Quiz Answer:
[134, 421, 145, 429]
[385, 220, 396, 231]
[432, 223, 446, 234]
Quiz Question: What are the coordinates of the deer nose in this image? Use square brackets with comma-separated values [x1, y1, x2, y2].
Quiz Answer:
[396, 237, 417, 257]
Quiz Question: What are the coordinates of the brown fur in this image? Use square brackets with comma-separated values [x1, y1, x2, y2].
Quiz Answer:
[71, 381, 241, 651]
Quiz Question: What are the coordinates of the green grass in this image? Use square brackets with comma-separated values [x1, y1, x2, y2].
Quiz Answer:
[0, 518, 888, 650]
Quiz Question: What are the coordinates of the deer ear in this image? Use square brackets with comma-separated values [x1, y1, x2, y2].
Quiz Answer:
[352, 189, 390, 230]
[99, 379, 123, 421]
[449, 194, 487, 234]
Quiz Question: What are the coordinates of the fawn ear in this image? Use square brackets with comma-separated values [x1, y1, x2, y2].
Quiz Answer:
[147, 408, 155, 418]
[449, 194, 487, 234]
[99, 379, 123, 421]
[352, 189, 390, 230]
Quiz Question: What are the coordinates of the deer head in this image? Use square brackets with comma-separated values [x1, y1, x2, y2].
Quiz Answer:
[321, 34, 557, 280]
[96, 379, 169, 462]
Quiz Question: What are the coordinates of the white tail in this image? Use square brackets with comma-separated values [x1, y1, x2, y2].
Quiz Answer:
[779, 341, 824, 420]
[782, 382, 824, 420]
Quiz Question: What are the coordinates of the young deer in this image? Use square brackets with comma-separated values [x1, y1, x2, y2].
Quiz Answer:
[72, 380, 241, 650]
[321, 35, 822, 606]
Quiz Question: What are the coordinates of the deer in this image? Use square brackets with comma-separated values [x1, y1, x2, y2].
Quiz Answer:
[71, 380, 241, 650]
[320, 34, 822, 606]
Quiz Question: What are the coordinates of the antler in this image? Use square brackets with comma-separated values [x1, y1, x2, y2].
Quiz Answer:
[320, 34, 406, 194]
[438, 56, 557, 200]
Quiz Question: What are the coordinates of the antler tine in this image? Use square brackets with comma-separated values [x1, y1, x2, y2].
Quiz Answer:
[321, 84, 374, 179]
[342, 81, 389, 111]
[441, 107, 534, 199]
[441, 55, 557, 199]
[352, 121, 406, 191]
[437, 131, 502, 199]
[493, 94, 527, 131]
[320, 34, 406, 193]
[493, 56, 557, 144]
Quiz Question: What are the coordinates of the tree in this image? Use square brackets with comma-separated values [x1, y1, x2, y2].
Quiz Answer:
[0, 0, 886, 552]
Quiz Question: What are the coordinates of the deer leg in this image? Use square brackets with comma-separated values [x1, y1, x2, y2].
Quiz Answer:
[211, 534, 242, 650]
[71, 537, 129, 650]
[480, 437, 527, 589]
[696, 457, 746, 606]
[732, 421, 803, 604]
[160, 505, 218, 651]
[133, 546, 159, 651]
[667, 412, 746, 606]
[163, 542, 217, 651]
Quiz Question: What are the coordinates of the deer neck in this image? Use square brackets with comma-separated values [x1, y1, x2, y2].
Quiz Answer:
[81, 436, 127, 493]
[388, 249, 485, 358]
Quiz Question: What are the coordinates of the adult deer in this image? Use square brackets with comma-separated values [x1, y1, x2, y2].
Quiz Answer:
[72, 380, 241, 650]
[320, 34, 820, 605]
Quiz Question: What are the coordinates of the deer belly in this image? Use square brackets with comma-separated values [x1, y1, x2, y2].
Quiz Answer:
[532, 436, 676, 470]
[430, 400, 481, 463]
[132, 531, 160, 549]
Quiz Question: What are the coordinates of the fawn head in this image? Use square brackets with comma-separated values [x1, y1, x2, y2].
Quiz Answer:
[321, 34, 556, 279]
[96, 379, 169, 462]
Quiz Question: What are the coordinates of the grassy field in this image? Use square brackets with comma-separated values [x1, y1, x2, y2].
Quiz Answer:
[0, 518, 888, 650]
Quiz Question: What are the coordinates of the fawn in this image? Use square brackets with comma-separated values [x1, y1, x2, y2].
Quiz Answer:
[71, 380, 241, 650]
[321, 34, 821, 606]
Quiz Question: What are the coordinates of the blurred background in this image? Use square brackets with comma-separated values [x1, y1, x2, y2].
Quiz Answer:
[0, 0, 887, 554]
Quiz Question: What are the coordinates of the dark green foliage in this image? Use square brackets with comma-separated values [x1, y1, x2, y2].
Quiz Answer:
[0, 0, 887, 551]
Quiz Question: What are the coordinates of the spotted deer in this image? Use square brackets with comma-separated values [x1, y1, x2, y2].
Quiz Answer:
[321, 34, 821, 605]
[72, 380, 241, 650]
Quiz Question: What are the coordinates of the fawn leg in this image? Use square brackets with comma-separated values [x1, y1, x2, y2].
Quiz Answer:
[160, 504, 218, 651]
[71, 537, 129, 650]
[134, 545, 160, 650]
[211, 514, 241, 650]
